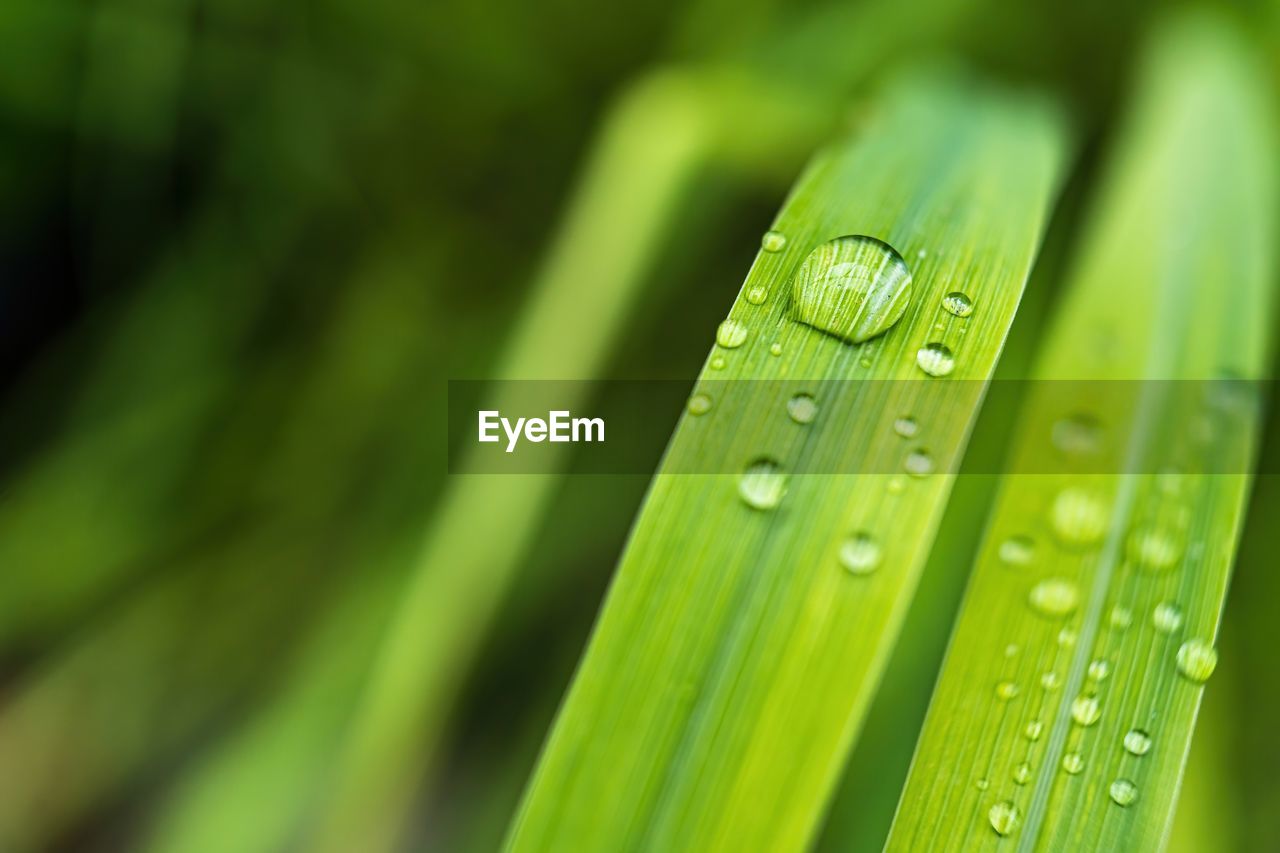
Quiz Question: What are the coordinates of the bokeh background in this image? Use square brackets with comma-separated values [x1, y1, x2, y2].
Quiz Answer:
[2, 0, 1279, 850]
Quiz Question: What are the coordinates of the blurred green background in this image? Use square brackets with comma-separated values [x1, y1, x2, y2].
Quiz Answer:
[2, 0, 1279, 850]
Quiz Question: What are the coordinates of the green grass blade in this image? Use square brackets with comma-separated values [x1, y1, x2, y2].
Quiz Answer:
[507, 69, 1068, 852]
[886, 13, 1277, 851]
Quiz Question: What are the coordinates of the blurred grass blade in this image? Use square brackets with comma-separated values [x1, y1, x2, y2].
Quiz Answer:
[886, 14, 1277, 851]
[508, 69, 1067, 851]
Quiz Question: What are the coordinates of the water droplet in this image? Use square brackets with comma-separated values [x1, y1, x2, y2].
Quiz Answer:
[893, 416, 918, 438]
[1041, 672, 1061, 691]
[1088, 659, 1111, 682]
[1110, 605, 1133, 631]
[1109, 779, 1138, 807]
[916, 342, 956, 377]
[687, 394, 712, 415]
[904, 449, 934, 477]
[840, 533, 881, 575]
[1013, 762, 1032, 785]
[942, 291, 974, 317]
[1062, 753, 1084, 774]
[761, 230, 787, 252]
[769, 342, 783, 356]
[1024, 720, 1043, 741]
[996, 681, 1020, 701]
[710, 356, 726, 370]
[975, 777, 991, 791]
[739, 459, 787, 510]
[787, 393, 818, 424]
[746, 286, 768, 305]
[717, 319, 749, 349]
[1071, 694, 1101, 726]
[1052, 414, 1103, 455]
[859, 356, 873, 368]
[1152, 602, 1183, 634]
[1029, 578, 1079, 618]
[1176, 639, 1218, 682]
[1005, 644, 1020, 658]
[1057, 627, 1078, 647]
[1124, 728, 1152, 756]
[1128, 525, 1183, 572]
[1050, 487, 1110, 547]
[791, 235, 912, 343]
[988, 801, 1021, 837]
[999, 536, 1035, 567]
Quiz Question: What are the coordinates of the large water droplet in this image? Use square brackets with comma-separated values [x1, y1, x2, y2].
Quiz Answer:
[1123, 728, 1152, 756]
[916, 342, 955, 377]
[1109, 779, 1138, 807]
[1050, 487, 1110, 547]
[942, 291, 974, 317]
[791, 235, 912, 344]
[687, 394, 712, 415]
[761, 230, 787, 252]
[999, 536, 1035, 567]
[717, 319, 749, 349]
[1029, 578, 1079, 618]
[1062, 753, 1084, 774]
[840, 533, 881, 575]
[1071, 694, 1101, 726]
[1176, 639, 1218, 682]
[739, 459, 787, 510]
[1152, 601, 1184, 634]
[787, 393, 818, 424]
[988, 801, 1021, 837]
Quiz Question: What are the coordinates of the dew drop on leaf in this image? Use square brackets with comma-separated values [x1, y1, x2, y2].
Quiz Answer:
[717, 319, 749, 349]
[761, 230, 787, 252]
[791, 235, 912, 343]
[739, 459, 787, 510]
[839, 532, 881, 575]
[988, 801, 1021, 836]
[916, 342, 956, 377]
[787, 393, 818, 424]
[1176, 639, 1218, 682]
[942, 291, 974, 317]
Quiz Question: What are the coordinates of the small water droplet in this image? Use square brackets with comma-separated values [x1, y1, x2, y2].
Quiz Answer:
[1110, 605, 1133, 631]
[687, 394, 712, 415]
[999, 536, 1035, 567]
[1050, 487, 1110, 547]
[1057, 627, 1077, 647]
[717, 319, 749, 349]
[769, 342, 783, 356]
[1029, 578, 1079, 618]
[988, 801, 1021, 837]
[1176, 639, 1218, 682]
[787, 393, 818, 424]
[942, 291, 974, 317]
[746, 286, 768, 305]
[1024, 720, 1043, 741]
[1088, 659, 1111, 682]
[710, 356, 726, 370]
[859, 356, 873, 368]
[916, 342, 955, 377]
[904, 449, 934, 478]
[1052, 414, 1103, 455]
[1152, 602, 1183, 634]
[739, 459, 787, 510]
[762, 230, 787, 252]
[976, 777, 990, 791]
[1071, 694, 1101, 726]
[1013, 762, 1032, 785]
[791, 235, 912, 343]
[996, 681, 1020, 701]
[840, 533, 881, 575]
[1041, 672, 1061, 691]
[1128, 525, 1183, 572]
[917, 248, 928, 259]
[1124, 728, 1152, 756]
[1109, 779, 1138, 807]
[1005, 644, 1020, 658]
[893, 416, 918, 438]
[1062, 753, 1084, 774]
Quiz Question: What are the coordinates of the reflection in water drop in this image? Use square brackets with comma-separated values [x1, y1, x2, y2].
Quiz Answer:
[916, 342, 956, 377]
[791, 235, 913, 344]
[739, 459, 788, 510]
